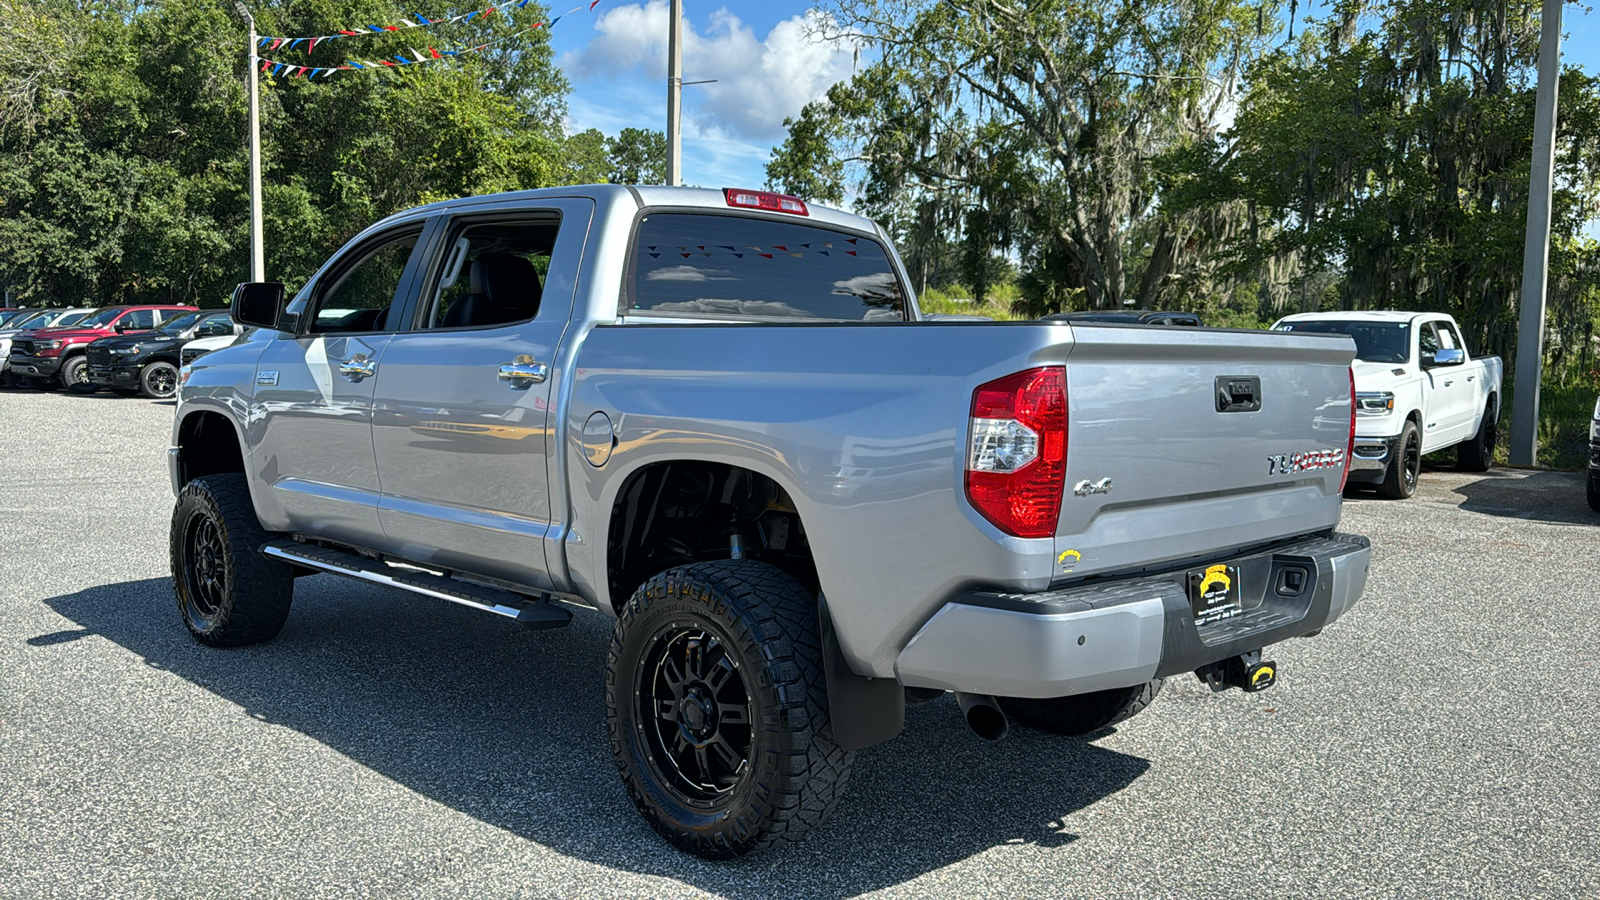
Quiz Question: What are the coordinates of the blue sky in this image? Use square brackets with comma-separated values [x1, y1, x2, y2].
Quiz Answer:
[548, 1, 1600, 193]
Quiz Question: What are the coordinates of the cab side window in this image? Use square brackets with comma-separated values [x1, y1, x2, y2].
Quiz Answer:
[1418, 323, 1441, 359]
[118, 309, 157, 330]
[419, 216, 561, 330]
[309, 229, 422, 334]
[1437, 322, 1463, 353]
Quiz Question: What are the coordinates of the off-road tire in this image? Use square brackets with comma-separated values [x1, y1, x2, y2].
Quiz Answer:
[58, 354, 94, 393]
[140, 360, 180, 399]
[606, 561, 854, 859]
[1000, 678, 1164, 736]
[1458, 400, 1496, 472]
[170, 474, 293, 646]
[1588, 472, 1600, 514]
[1378, 420, 1421, 499]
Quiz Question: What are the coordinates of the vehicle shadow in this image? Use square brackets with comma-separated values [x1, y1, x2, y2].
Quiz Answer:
[41, 576, 1149, 896]
[1445, 468, 1595, 526]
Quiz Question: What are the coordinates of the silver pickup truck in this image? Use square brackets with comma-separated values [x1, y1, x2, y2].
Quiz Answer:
[168, 185, 1371, 858]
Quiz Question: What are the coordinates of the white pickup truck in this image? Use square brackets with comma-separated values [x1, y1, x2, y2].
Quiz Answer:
[1274, 311, 1503, 498]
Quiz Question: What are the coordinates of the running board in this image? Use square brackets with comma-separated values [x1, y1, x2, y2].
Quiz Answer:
[261, 540, 572, 629]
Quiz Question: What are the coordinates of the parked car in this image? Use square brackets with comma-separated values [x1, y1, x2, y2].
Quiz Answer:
[0, 308, 93, 388]
[170, 184, 1370, 859]
[179, 327, 252, 368]
[1589, 394, 1600, 513]
[0, 308, 39, 328]
[1042, 309, 1203, 326]
[86, 310, 239, 398]
[9, 304, 197, 390]
[1273, 311, 1503, 499]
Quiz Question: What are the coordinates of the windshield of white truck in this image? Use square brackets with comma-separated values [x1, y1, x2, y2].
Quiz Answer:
[1276, 320, 1410, 363]
[628, 214, 907, 321]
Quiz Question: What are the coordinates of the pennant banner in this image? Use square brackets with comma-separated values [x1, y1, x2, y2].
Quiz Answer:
[254, 1, 599, 78]
[258, 0, 600, 52]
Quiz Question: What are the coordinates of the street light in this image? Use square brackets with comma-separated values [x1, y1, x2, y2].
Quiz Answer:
[235, 1, 265, 282]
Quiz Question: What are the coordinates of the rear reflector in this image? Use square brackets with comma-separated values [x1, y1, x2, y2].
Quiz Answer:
[723, 188, 809, 216]
[965, 367, 1067, 538]
[1341, 367, 1355, 492]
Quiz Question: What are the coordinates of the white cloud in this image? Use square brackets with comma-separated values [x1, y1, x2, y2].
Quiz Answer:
[564, 2, 862, 143]
[645, 265, 736, 281]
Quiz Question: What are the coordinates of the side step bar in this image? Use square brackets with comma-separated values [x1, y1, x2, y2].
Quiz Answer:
[261, 540, 572, 629]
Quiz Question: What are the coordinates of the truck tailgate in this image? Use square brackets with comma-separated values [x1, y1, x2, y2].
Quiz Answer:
[1054, 325, 1355, 578]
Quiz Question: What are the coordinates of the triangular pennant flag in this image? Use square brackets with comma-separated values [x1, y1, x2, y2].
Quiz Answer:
[790, 252, 804, 258]
[759, 253, 773, 259]
[368, 24, 385, 32]
[272, 63, 285, 75]
[847, 238, 858, 244]
[821, 242, 833, 248]
[648, 253, 660, 258]
[845, 250, 857, 256]
[681, 253, 692, 258]
[800, 243, 811, 249]
[733, 253, 744, 258]
[308, 37, 319, 53]
[430, 47, 440, 58]
[772, 245, 788, 251]
[270, 38, 284, 49]
[260, 59, 271, 72]
[719, 246, 735, 251]
[590, 0, 601, 8]
[818, 251, 830, 256]
[411, 48, 427, 62]
[549, 14, 563, 24]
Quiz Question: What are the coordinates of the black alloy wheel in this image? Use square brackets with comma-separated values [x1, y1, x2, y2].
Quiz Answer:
[141, 361, 179, 399]
[638, 625, 753, 804]
[1379, 420, 1422, 499]
[182, 512, 228, 621]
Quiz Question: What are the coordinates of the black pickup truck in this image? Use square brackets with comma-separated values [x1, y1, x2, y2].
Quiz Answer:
[86, 310, 238, 398]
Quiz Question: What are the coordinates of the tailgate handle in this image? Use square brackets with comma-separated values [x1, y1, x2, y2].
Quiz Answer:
[1216, 376, 1261, 413]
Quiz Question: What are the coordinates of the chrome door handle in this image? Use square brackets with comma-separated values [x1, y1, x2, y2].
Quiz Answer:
[498, 360, 548, 389]
[1442, 379, 1453, 386]
[338, 357, 376, 381]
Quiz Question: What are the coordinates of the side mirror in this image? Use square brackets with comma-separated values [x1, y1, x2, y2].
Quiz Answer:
[1423, 347, 1465, 368]
[231, 282, 287, 330]
[114, 323, 129, 333]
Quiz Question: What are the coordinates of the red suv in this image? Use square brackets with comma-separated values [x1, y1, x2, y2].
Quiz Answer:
[10, 305, 198, 391]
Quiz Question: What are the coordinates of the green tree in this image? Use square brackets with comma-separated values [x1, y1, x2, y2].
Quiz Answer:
[605, 127, 666, 185]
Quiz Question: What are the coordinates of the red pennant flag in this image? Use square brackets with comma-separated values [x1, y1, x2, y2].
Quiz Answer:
[759, 253, 774, 259]
[260, 59, 271, 72]
[269, 38, 283, 50]
[340, 30, 361, 36]
[383, 25, 398, 31]
[430, 47, 440, 58]
[308, 37, 319, 53]
[845, 250, 857, 256]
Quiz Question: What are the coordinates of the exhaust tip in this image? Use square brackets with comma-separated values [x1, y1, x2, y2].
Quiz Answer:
[955, 692, 1009, 741]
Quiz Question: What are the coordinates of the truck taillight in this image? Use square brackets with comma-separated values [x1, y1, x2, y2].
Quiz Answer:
[965, 367, 1067, 538]
[1341, 367, 1356, 492]
[723, 188, 809, 216]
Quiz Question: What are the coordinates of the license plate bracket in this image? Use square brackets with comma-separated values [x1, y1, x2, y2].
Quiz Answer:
[1188, 564, 1243, 626]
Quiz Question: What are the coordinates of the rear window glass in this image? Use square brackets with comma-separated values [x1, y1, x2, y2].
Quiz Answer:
[630, 214, 907, 321]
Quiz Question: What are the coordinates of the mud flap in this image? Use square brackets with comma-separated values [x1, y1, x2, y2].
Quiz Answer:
[818, 596, 904, 751]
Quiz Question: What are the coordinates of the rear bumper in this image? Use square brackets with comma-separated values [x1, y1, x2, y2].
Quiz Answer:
[8, 355, 61, 377]
[894, 532, 1371, 698]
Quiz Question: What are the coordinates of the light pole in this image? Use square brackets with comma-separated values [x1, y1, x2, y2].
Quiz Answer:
[666, 0, 682, 186]
[235, 1, 265, 282]
[1510, 0, 1563, 466]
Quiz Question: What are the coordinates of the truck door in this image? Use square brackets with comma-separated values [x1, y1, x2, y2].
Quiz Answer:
[249, 222, 431, 550]
[369, 199, 593, 590]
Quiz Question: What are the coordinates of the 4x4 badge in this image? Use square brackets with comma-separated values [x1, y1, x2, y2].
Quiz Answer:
[1073, 477, 1113, 497]
[256, 370, 279, 386]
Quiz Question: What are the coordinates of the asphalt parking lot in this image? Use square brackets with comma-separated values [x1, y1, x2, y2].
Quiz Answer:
[1, 389, 1597, 899]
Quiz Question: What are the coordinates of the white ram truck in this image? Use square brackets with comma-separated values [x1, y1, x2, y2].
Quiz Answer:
[1274, 311, 1503, 498]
